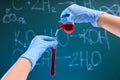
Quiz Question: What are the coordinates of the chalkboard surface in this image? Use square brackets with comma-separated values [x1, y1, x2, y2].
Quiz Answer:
[0, 0, 120, 80]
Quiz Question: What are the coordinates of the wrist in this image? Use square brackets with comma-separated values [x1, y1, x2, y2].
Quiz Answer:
[19, 57, 32, 70]
[20, 52, 37, 71]
[91, 10, 106, 27]
[20, 48, 46, 71]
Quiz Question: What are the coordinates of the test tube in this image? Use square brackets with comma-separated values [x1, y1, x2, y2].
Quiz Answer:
[50, 29, 59, 76]
[50, 23, 74, 76]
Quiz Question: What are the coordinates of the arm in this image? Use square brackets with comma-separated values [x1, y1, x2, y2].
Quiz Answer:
[98, 13, 120, 37]
[60, 4, 120, 37]
[1, 35, 58, 80]
[1, 58, 31, 80]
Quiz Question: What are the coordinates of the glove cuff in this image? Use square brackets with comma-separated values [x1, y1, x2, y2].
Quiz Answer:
[91, 10, 106, 27]
[20, 52, 36, 71]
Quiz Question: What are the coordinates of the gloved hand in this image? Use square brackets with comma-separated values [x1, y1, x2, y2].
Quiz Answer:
[60, 4, 105, 27]
[21, 35, 58, 70]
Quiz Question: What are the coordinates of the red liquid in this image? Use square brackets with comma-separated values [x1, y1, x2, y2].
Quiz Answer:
[59, 23, 74, 34]
[50, 48, 56, 76]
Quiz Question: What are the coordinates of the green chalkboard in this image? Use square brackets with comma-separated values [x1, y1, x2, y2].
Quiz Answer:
[0, 0, 120, 80]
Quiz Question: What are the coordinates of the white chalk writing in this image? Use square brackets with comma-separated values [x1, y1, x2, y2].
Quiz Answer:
[2, 8, 26, 24]
[12, 28, 110, 70]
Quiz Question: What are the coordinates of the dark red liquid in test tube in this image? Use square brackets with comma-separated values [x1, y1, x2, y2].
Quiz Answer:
[50, 48, 56, 76]
[59, 23, 75, 34]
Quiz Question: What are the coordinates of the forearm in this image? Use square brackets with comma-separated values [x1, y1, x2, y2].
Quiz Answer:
[1, 58, 31, 80]
[98, 13, 120, 37]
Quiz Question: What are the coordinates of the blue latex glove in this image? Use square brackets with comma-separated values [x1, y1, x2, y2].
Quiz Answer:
[21, 35, 58, 70]
[60, 4, 105, 27]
